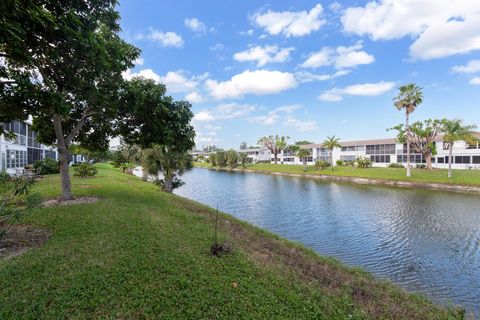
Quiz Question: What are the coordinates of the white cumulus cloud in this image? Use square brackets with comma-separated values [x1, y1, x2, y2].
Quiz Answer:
[249, 104, 302, 125]
[300, 43, 374, 69]
[452, 60, 480, 74]
[185, 18, 207, 34]
[469, 77, 480, 85]
[319, 81, 395, 101]
[341, 0, 480, 60]
[138, 28, 184, 47]
[206, 70, 297, 100]
[284, 116, 318, 131]
[253, 4, 326, 37]
[295, 70, 351, 83]
[185, 92, 204, 103]
[233, 45, 294, 67]
[193, 103, 256, 122]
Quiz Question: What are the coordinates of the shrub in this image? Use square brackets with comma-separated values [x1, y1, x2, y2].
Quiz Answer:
[208, 153, 217, 167]
[315, 161, 330, 170]
[73, 163, 97, 178]
[33, 158, 60, 175]
[416, 164, 426, 169]
[226, 150, 239, 168]
[0, 171, 11, 184]
[1, 176, 40, 243]
[336, 160, 344, 166]
[356, 156, 372, 168]
[215, 151, 227, 167]
[344, 160, 355, 167]
[388, 163, 404, 168]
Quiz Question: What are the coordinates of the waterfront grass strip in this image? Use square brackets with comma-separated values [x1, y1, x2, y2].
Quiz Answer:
[195, 162, 480, 187]
[0, 164, 462, 319]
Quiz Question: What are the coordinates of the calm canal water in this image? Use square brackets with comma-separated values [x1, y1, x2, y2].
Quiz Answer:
[175, 168, 480, 316]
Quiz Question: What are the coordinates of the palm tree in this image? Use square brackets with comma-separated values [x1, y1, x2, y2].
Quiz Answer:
[322, 136, 341, 171]
[297, 148, 311, 171]
[393, 83, 423, 177]
[442, 119, 477, 178]
[141, 145, 192, 192]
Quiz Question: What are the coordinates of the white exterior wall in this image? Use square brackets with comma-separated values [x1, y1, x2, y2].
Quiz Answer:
[270, 138, 480, 170]
[1, 121, 58, 175]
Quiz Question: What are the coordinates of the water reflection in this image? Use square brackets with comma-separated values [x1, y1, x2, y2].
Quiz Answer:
[175, 168, 480, 316]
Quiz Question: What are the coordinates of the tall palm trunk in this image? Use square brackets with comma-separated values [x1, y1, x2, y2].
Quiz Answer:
[331, 150, 334, 171]
[274, 151, 278, 164]
[448, 145, 453, 178]
[405, 110, 411, 177]
[303, 158, 307, 171]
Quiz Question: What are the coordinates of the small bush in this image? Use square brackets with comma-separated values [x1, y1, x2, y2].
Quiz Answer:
[336, 160, 344, 166]
[356, 156, 372, 168]
[315, 161, 330, 170]
[208, 153, 217, 167]
[34, 158, 60, 175]
[74, 163, 97, 178]
[388, 163, 404, 168]
[416, 164, 426, 169]
[0, 171, 11, 184]
[226, 150, 239, 168]
[344, 160, 355, 167]
[215, 151, 227, 167]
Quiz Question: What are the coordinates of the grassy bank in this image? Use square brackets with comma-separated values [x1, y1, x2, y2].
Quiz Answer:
[0, 164, 462, 319]
[194, 162, 480, 186]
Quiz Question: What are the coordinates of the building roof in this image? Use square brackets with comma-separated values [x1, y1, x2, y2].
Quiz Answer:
[299, 132, 480, 149]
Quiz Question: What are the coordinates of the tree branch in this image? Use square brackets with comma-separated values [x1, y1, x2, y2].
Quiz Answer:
[65, 107, 96, 145]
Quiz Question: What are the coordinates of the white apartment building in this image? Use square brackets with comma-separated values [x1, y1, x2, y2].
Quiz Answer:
[272, 134, 480, 170]
[238, 147, 271, 163]
[0, 120, 87, 175]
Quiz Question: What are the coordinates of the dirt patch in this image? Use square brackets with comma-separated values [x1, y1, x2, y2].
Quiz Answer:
[42, 196, 100, 207]
[0, 224, 50, 260]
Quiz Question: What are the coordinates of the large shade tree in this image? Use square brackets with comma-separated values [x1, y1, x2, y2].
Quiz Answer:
[1, 0, 140, 200]
[258, 135, 289, 164]
[393, 83, 423, 177]
[390, 119, 444, 170]
[442, 119, 477, 178]
[117, 77, 196, 188]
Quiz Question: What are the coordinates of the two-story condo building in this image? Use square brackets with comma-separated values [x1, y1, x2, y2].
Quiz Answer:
[0, 120, 59, 174]
[272, 134, 480, 170]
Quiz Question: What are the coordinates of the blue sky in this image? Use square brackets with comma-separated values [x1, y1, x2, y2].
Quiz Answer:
[118, 0, 480, 149]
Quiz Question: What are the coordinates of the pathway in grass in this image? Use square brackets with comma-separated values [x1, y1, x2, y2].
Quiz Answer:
[0, 164, 462, 319]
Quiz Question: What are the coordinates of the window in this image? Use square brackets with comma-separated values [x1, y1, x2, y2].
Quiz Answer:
[455, 156, 471, 164]
[437, 157, 444, 163]
[397, 154, 427, 163]
[473, 156, 480, 164]
[306, 156, 313, 162]
[443, 142, 450, 150]
[6, 149, 27, 168]
[366, 144, 395, 155]
[371, 155, 391, 163]
[341, 145, 365, 152]
[340, 155, 356, 162]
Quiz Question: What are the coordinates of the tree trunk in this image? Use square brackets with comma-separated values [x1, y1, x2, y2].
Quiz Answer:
[274, 151, 278, 164]
[448, 145, 453, 178]
[425, 153, 432, 170]
[406, 110, 411, 177]
[331, 151, 334, 171]
[58, 149, 73, 201]
[303, 159, 306, 171]
[162, 171, 174, 193]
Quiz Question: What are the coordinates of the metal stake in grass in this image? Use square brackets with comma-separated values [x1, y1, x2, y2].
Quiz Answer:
[214, 204, 219, 246]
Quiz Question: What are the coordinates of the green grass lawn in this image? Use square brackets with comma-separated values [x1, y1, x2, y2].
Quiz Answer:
[195, 162, 480, 186]
[0, 164, 463, 319]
